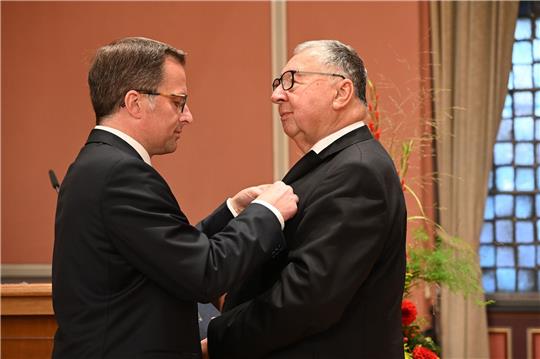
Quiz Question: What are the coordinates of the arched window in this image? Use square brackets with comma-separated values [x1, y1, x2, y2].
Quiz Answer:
[480, 3, 540, 294]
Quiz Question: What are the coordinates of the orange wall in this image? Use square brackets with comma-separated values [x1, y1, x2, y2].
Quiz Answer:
[1, 2, 274, 263]
[2, 1, 431, 283]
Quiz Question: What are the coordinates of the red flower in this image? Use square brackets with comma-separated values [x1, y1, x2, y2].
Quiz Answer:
[412, 346, 439, 359]
[401, 178, 406, 192]
[401, 299, 417, 326]
[368, 122, 375, 132]
[368, 103, 373, 112]
[374, 129, 381, 140]
[375, 110, 380, 120]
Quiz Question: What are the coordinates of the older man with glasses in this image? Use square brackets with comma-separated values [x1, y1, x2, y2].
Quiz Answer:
[205, 40, 407, 359]
[52, 37, 299, 359]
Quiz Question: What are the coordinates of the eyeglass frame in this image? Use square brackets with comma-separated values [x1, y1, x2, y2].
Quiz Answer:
[122, 90, 188, 113]
[272, 70, 346, 91]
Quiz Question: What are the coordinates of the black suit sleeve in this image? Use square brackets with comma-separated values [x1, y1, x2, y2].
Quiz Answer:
[101, 157, 285, 303]
[208, 158, 391, 358]
[196, 202, 234, 238]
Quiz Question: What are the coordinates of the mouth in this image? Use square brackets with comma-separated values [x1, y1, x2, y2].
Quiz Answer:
[279, 111, 292, 120]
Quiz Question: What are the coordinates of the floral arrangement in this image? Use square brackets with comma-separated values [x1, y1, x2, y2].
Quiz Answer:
[366, 80, 485, 359]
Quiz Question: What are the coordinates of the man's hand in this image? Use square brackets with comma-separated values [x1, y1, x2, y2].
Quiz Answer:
[256, 181, 299, 221]
[201, 338, 209, 359]
[211, 293, 226, 312]
[230, 184, 271, 214]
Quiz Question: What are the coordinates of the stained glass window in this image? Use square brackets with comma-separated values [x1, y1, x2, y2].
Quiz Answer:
[481, 12, 540, 293]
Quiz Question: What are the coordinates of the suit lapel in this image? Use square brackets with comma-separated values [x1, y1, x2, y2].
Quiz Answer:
[282, 150, 321, 185]
[282, 126, 373, 184]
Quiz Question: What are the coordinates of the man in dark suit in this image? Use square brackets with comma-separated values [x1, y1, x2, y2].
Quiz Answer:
[206, 40, 407, 358]
[52, 37, 298, 359]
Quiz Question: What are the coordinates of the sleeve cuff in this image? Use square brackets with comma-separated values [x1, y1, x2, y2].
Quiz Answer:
[252, 199, 285, 229]
[226, 198, 239, 217]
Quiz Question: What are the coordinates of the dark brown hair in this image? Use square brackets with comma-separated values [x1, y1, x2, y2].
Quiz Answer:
[88, 37, 186, 122]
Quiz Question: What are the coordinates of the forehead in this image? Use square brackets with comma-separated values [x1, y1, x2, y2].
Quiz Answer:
[283, 50, 323, 72]
[161, 57, 187, 91]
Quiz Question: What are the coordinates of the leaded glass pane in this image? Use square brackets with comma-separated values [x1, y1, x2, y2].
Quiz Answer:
[495, 195, 514, 217]
[516, 195, 533, 218]
[515, 143, 534, 164]
[480, 245, 495, 267]
[534, 63, 540, 86]
[497, 246, 515, 266]
[514, 64, 533, 88]
[535, 40, 540, 61]
[518, 245, 535, 267]
[516, 221, 534, 243]
[496, 220, 513, 243]
[494, 143, 513, 165]
[516, 18, 532, 40]
[483, 270, 496, 293]
[488, 170, 493, 191]
[515, 117, 534, 140]
[514, 91, 533, 116]
[498, 119, 513, 139]
[480, 222, 494, 243]
[496, 167, 515, 191]
[514, 42, 532, 64]
[518, 269, 535, 291]
[516, 168, 535, 191]
[485, 196, 494, 220]
[497, 268, 516, 291]
[536, 92, 540, 116]
[509, 71, 514, 90]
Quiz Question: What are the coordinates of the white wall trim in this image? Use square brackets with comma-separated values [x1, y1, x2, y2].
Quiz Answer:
[1, 264, 52, 278]
[271, 0, 289, 180]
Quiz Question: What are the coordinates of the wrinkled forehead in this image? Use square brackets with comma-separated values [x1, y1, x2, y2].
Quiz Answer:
[283, 50, 325, 73]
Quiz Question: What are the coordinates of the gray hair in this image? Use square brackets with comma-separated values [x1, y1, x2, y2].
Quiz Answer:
[294, 40, 367, 105]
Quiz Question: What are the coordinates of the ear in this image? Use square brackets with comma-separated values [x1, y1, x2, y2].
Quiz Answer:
[123, 90, 144, 119]
[332, 79, 354, 110]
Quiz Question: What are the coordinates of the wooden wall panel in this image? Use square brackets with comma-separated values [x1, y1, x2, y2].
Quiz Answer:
[489, 327, 512, 359]
[1, 284, 56, 359]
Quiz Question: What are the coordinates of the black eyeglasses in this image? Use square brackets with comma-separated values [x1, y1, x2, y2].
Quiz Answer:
[272, 70, 346, 91]
[136, 90, 188, 113]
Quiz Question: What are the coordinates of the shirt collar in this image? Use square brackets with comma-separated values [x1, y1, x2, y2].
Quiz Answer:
[310, 121, 365, 154]
[94, 125, 152, 166]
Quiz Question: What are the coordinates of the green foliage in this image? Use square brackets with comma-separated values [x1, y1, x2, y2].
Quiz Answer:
[404, 227, 483, 298]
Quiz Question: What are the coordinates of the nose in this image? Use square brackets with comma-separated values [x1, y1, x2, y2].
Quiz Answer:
[180, 104, 193, 124]
[271, 86, 287, 104]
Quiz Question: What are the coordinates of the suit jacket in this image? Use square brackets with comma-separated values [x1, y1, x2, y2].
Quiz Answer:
[52, 129, 285, 359]
[208, 126, 407, 358]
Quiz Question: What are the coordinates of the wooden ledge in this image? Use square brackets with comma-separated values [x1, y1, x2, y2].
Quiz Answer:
[1, 283, 53, 315]
[2, 283, 52, 297]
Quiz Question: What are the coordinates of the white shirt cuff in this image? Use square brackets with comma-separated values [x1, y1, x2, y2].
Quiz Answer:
[226, 198, 239, 217]
[252, 199, 285, 230]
